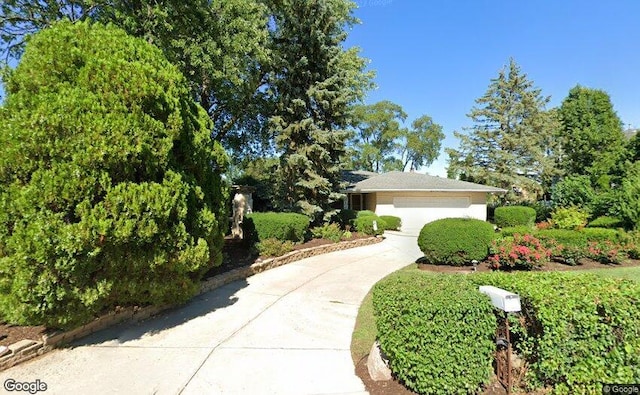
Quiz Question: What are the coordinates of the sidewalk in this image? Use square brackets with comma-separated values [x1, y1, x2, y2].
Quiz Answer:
[0, 233, 421, 395]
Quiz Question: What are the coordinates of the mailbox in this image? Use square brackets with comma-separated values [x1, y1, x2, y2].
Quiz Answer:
[479, 286, 521, 313]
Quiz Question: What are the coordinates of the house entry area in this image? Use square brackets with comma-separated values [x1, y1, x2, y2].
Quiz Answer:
[348, 193, 368, 211]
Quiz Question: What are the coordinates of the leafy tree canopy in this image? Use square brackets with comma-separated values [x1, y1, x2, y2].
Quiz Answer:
[558, 85, 626, 186]
[0, 21, 227, 328]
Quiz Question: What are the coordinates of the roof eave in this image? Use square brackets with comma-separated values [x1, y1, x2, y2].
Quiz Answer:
[345, 188, 507, 193]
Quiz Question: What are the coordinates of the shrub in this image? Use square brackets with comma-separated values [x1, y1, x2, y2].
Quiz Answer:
[418, 218, 495, 266]
[334, 209, 358, 229]
[374, 273, 496, 395]
[256, 238, 294, 257]
[550, 206, 589, 230]
[581, 227, 624, 243]
[536, 229, 588, 248]
[521, 200, 553, 222]
[470, 272, 640, 394]
[500, 226, 536, 238]
[310, 223, 343, 243]
[0, 22, 227, 329]
[378, 215, 401, 231]
[494, 206, 536, 228]
[354, 215, 386, 236]
[550, 175, 595, 208]
[612, 162, 640, 229]
[587, 216, 624, 229]
[356, 210, 376, 218]
[488, 234, 552, 270]
[585, 241, 626, 264]
[243, 212, 310, 243]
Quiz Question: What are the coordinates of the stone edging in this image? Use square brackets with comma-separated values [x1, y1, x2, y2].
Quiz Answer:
[0, 236, 383, 371]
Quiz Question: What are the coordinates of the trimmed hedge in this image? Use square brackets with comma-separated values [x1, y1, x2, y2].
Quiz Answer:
[243, 212, 310, 243]
[356, 210, 376, 218]
[500, 226, 535, 237]
[536, 229, 588, 248]
[379, 215, 401, 231]
[374, 273, 496, 395]
[470, 272, 640, 394]
[354, 215, 386, 236]
[418, 218, 495, 266]
[494, 206, 536, 228]
[588, 216, 624, 229]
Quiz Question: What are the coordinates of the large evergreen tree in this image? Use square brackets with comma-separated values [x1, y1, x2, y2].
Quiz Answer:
[446, 59, 557, 201]
[268, 0, 372, 220]
[558, 85, 627, 186]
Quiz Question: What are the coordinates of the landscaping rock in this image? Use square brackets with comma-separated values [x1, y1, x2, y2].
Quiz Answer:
[367, 341, 392, 381]
[0, 345, 9, 357]
[8, 340, 37, 354]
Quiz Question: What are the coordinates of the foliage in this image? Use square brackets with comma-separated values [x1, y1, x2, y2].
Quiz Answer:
[348, 101, 444, 172]
[610, 161, 640, 230]
[334, 209, 358, 229]
[270, 0, 372, 221]
[256, 238, 294, 257]
[232, 157, 279, 212]
[588, 216, 624, 229]
[446, 59, 559, 202]
[418, 218, 495, 266]
[536, 229, 588, 248]
[494, 206, 536, 228]
[469, 272, 640, 394]
[354, 215, 386, 236]
[379, 215, 401, 231]
[551, 206, 589, 230]
[243, 212, 310, 243]
[356, 210, 377, 218]
[373, 273, 496, 395]
[521, 200, 553, 222]
[581, 228, 625, 243]
[0, 22, 227, 329]
[488, 234, 551, 270]
[558, 85, 627, 184]
[550, 175, 596, 209]
[585, 241, 626, 264]
[500, 226, 535, 237]
[310, 223, 344, 243]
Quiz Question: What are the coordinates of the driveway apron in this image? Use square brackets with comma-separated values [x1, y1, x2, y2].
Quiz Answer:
[0, 232, 421, 395]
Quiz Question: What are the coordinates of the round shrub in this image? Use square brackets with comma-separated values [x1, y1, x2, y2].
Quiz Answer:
[550, 206, 589, 230]
[418, 218, 495, 266]
[356, 210, 376, 218]
[494, 206, 536, 228]
[373, 273, 496, 394]
[379, 215, 401, 231]
[243, 212, 310, 243]
[354, 215, 386, 236]
[0, 21, 227, 329]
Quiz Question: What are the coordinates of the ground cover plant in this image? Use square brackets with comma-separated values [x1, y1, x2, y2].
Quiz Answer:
[418, 218, 495, 266]
[0, 22, 227, 329]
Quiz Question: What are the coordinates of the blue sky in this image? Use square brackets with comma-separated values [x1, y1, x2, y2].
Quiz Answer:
[345, 0, 640, 177]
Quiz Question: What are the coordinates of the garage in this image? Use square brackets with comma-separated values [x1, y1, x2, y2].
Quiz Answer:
[392, 196, 470, 235]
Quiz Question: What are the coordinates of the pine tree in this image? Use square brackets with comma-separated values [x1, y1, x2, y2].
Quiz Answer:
[268, 0, 372, 221]
[446, 59, 556, 201]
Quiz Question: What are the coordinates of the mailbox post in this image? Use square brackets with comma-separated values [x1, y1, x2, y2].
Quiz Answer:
[479, 286, 521, 395]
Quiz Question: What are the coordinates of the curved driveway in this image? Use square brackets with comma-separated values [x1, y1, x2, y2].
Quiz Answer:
[0, 233, 421, 395]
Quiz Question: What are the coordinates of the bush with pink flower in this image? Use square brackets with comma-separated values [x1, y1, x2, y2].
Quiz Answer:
[488, 234, 552, 270]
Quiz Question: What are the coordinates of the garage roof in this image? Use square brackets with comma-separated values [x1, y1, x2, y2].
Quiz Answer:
[343, 171, 506, 193]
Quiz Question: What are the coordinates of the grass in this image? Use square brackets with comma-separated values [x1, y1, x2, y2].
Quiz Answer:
[350, 263, 640, 365]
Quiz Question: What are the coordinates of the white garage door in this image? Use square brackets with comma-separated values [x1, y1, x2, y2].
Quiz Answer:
[393, 197, 470, 235]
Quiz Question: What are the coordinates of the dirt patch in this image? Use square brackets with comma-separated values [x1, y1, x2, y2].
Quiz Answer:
[0, 324, 46, 348]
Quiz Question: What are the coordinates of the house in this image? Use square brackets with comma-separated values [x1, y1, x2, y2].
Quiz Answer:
[342, 170, 506, 235]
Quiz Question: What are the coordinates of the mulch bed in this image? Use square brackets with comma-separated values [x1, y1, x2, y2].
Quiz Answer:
[0, 233, 373, 347]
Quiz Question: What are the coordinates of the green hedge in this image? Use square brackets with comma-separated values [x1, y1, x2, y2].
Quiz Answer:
[470, 272, 640, 394]
[494, 206, 536, 228]
[588, 216, 624, 229]
[379, 215, 401, 231]
[374, 273, 496, 395]
[243, 212, 310, 242]
[356, 210, 376, 218]
[418, 218, 495, 266]
[500, 226, 536, 237]
[536, 229, 588, 248]
[354, 215, 386, 236]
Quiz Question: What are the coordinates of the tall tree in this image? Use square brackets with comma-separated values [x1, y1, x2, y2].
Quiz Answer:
[348, 101, 444, 172]
[268, 0, 372, 220]
[558, 85, 627, 187]
[446, 59, 556, 201]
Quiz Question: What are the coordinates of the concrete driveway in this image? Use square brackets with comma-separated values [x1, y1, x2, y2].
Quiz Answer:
[0, 232, 421, 395]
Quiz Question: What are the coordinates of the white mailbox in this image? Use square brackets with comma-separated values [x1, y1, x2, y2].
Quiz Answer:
[479, 286, 521, 313]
